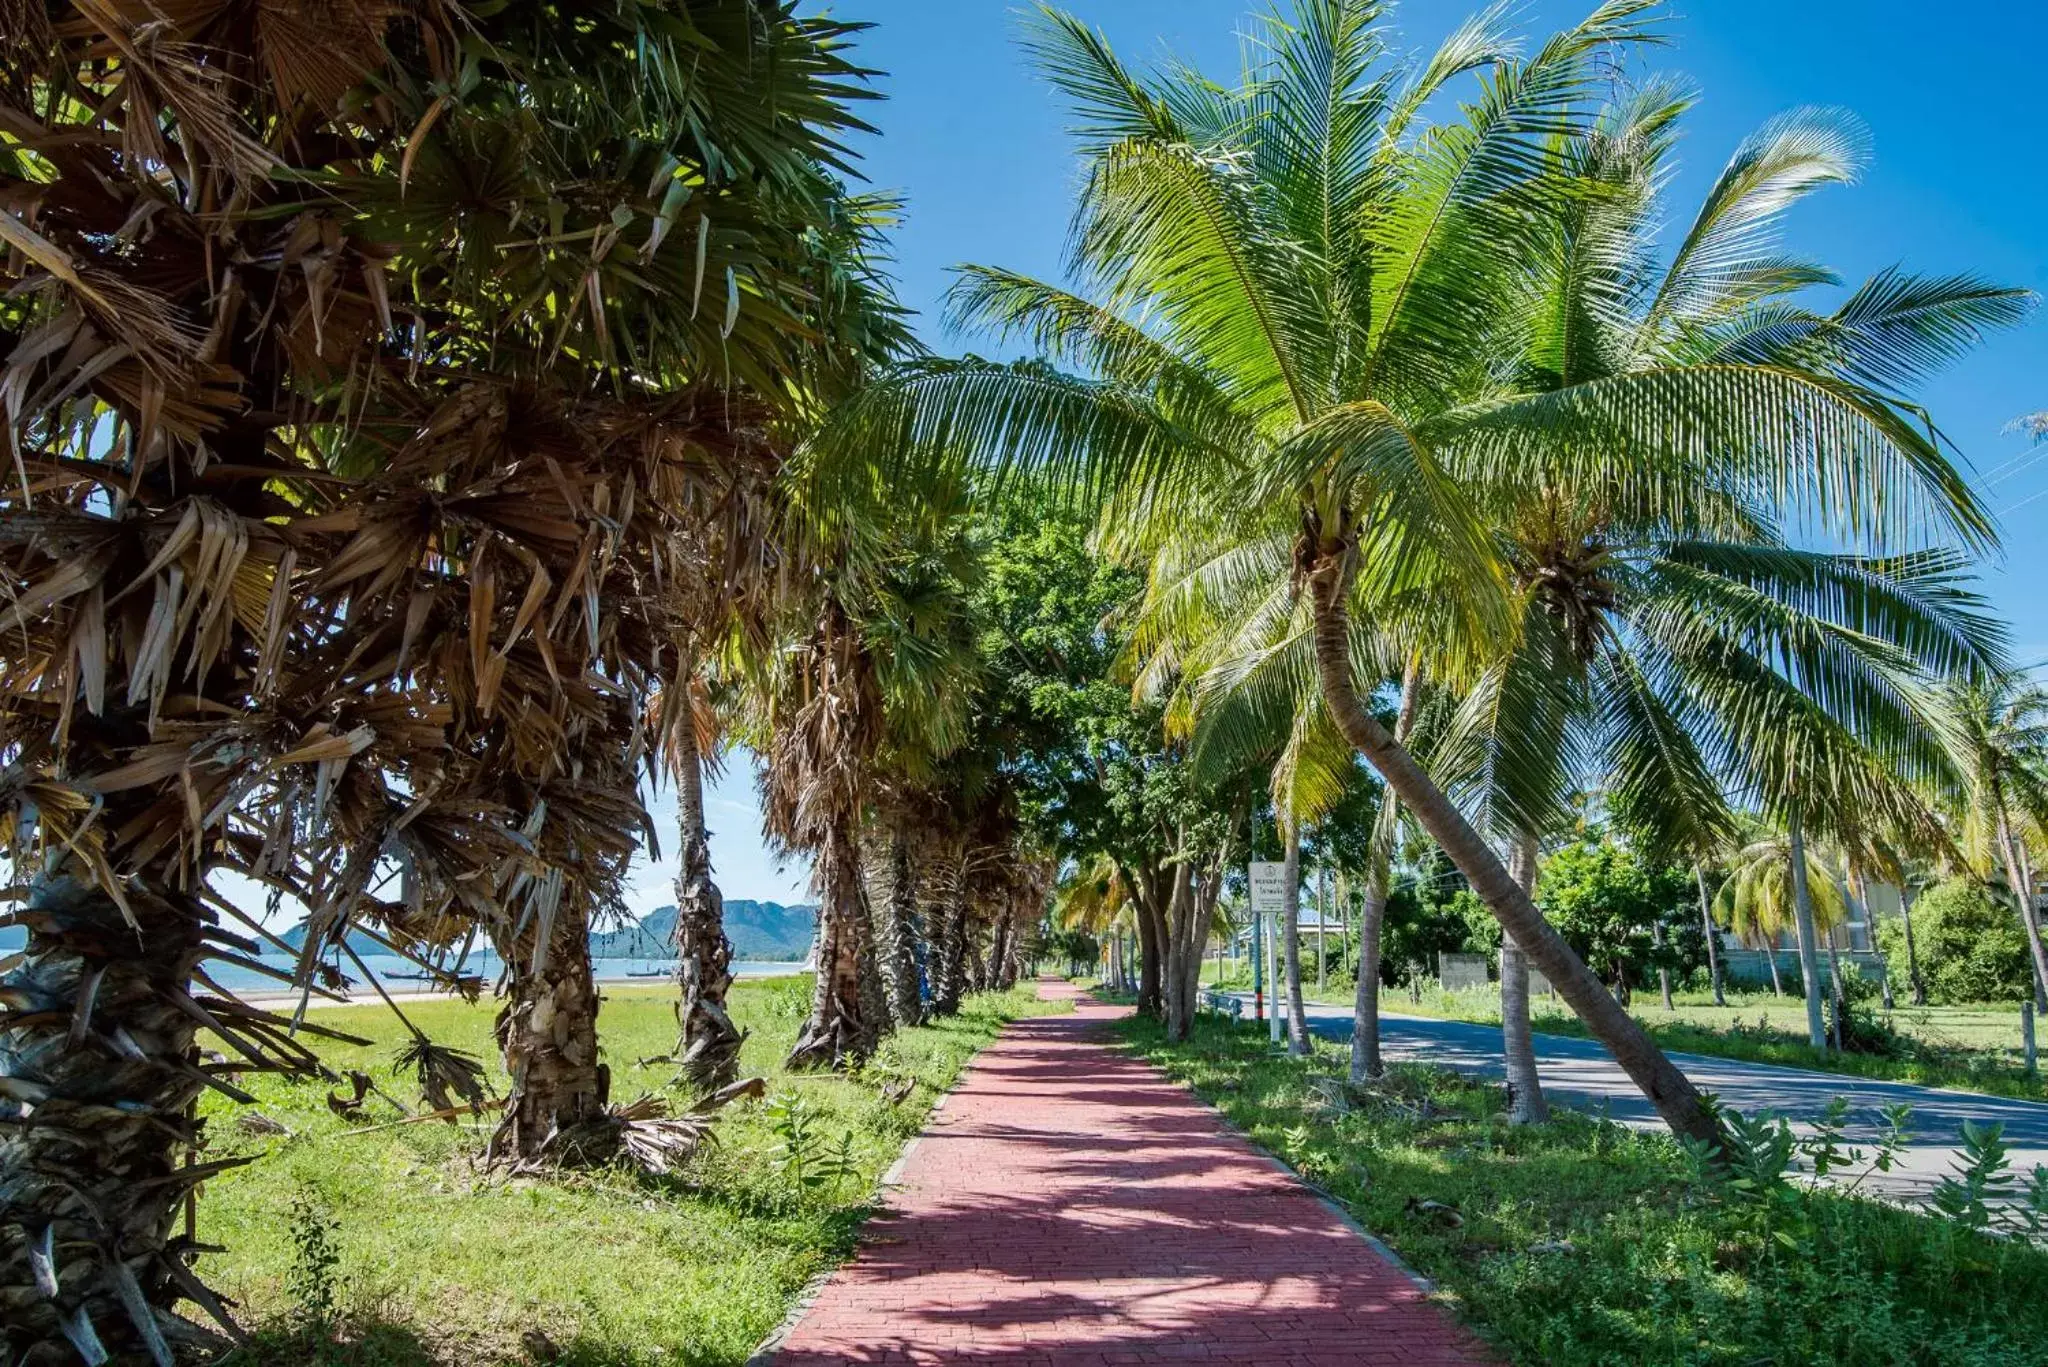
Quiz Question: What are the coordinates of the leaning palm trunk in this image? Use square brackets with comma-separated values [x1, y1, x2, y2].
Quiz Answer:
[1, 880, 226, 1362]
[1352, 662, 1421, 1082]
[1308, 549, 1716, 1145]
[673, 712, 742, 1092]
[1996, 813, 2048, 1012]
[789, 822, 878, 1068]
[490, 897, 609, 1165]
[1501, 832, 1550, 1124]
[1785, 805, 1828, 1051]
[1281, 820, 1310, 1056]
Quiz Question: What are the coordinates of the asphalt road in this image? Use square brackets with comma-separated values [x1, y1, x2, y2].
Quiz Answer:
[1242, 995, 2048, 1206]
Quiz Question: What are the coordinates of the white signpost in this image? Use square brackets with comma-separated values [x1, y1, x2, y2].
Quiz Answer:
[1250, 862, 1286, 1041]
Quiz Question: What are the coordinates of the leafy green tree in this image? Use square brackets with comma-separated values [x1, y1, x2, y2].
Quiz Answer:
[1538, 838, 1699, 1005]
[1877, 878, 2033, 1005]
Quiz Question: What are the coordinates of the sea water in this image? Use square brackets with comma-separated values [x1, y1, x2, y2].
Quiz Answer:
[209, 950, 803, 998]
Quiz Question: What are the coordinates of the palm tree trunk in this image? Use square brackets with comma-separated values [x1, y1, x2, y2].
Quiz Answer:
[1901, 882, 1927, 1006]
[1766, 941, 1786, 997]
[984, 902, 1012, 990]
[1502, 831, 1549, 1124]
[939, 883, 971, 1015]
[1786, 804, 1828, 1051]
[1307, 549, 1716, 1145]
[672, 704, 742, 1092]
[2, 878, 224, 1364]
[1350, 838, 1393, 1083]
[1282, 819, 1310, 1056]
[927, 854, 967, 1017]
[789, 821, 876, 1069]
[1316, 863, 1329, 991]
[1350, 659, 1420, 1084]
[1695, 865, 1726, 1007]
[875, 827, 925, 1027]
[491, 896, 608, 1163]
[1825, 934, 1847, 1051]
[1653, 921, 1675, 1012]
[1996, 811, 2048, 1013]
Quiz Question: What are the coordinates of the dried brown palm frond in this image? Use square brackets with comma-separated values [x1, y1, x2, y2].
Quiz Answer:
[396, 1035, 493, 1117]
[525, 1075, 765, 1175]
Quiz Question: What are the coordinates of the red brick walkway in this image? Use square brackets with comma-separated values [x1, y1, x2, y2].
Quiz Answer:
[768, 979, 1496, 1366]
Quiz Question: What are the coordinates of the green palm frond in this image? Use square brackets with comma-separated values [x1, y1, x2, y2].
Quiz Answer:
[1687, 268, 2034, 396]
[1639, 106, 1868, 342]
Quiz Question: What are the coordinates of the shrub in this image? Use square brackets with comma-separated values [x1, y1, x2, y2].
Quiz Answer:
[1878, 879, 2031, 1004]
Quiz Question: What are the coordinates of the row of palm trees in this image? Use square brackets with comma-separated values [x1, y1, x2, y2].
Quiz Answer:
[835, 0, 2032, 1139]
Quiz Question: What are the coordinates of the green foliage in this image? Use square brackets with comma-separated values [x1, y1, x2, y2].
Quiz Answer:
[284, 1189, 342, 1335]
[1878, 879, 2032, 1004]
[1538, 836, 1700, 994]
[1925, 1119, 2048, 1238]
[1123, 1012, 2048, 1367]
[766, 1093, 862, 1192]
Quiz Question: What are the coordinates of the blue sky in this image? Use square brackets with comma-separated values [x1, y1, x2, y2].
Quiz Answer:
[679, 0, 2048, 909]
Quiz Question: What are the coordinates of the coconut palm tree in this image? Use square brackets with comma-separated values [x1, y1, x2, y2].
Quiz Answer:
[1714, 828, 1852, 988]
[836, 0, 2016, 1142]
[1944, 677, 2048, 1006]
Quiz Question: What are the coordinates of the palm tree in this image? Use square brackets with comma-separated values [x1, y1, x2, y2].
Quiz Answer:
[1946, 677, 2048, 1007]
[843, 0, 2017, 1142]
[664, 648, 746, 1091]
[758, 485, 983, 1067]
[0, 7, 468, 1353]
[1714, 829, 1852, 1000]
[2, 0, 890, 1347]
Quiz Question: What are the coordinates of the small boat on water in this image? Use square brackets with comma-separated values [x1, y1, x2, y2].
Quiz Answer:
[384, 971, 435, 982]
[626, 969, 673, 979]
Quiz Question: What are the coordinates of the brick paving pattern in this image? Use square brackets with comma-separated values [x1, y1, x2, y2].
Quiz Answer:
[769, 979, 1497, 1365]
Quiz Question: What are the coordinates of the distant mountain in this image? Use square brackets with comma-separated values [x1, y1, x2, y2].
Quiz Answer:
[591, 900, 816, 961]
[277, 923, 394, 957]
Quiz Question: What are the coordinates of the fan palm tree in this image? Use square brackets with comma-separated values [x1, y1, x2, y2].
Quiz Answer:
[834, 0, 2017, 1142]
[2, 0, 888, 1349]
[757, 481, 983, 1067]
[0, 6, 477, 1354]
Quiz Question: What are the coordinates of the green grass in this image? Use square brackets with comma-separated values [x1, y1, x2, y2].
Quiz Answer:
[198, 977, 1063, 1366]
[1205, 960, 2047, 1101]
[1116, 1010, 2048, 1367]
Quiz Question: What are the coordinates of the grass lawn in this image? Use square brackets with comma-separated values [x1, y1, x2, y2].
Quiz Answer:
[1118, 1010, 2048, 1367]
[197, 977, 1063, 1366]
[1202, 958, 2047, 1101]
